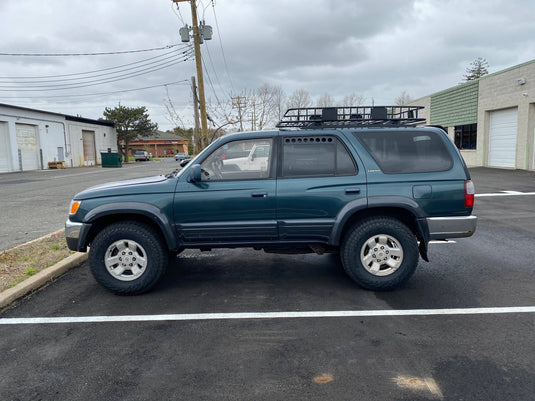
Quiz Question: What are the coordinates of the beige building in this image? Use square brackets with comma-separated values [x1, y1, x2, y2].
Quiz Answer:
[409, 59, 535, 170]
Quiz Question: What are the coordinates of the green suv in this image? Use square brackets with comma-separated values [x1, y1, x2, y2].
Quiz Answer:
[66, 106, 477, 294]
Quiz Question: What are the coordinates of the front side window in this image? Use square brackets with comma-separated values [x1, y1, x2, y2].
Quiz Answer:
[201, 138, 273, 181]
[282, 136, 357, 178]
[354, 130, 453, 174]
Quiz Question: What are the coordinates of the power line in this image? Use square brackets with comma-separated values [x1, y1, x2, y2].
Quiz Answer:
[201, 53, 223, 107]
[211, 1, 234, 92]
[0, 49, 193, 84]
[203, 41, 226, 96]
[0, 46, 192, 80]
[171, 1, 186, 24]
[0, 44, 183, 57]
[0, 80, 190, 100]
[0, 52, 194, 91]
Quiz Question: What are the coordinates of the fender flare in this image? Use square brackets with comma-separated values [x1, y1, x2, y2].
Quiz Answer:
[82, 202, 180, 251]
[329, 196, 430, 261]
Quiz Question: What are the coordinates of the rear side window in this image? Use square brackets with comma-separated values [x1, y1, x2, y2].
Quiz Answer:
[282, 136, 357, 177]
[353, 130, 453, 174]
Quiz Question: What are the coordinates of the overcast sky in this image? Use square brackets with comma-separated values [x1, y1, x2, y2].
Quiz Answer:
[0, 0, 534, 131]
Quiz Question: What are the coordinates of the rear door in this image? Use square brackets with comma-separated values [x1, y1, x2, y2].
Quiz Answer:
[276, 132, 366, 242]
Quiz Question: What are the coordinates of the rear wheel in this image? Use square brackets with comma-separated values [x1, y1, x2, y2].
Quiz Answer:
[341, 217, 418, 290]
[89, 222, 168, 295]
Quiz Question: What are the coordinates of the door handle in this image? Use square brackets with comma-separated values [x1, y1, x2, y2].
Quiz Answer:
[345, 188, 361, 195]
[251, 192, 268, 198]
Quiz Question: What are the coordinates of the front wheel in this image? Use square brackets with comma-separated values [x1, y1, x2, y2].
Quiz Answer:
[89, 222, 168, 295]
[341, 217, 418, 290]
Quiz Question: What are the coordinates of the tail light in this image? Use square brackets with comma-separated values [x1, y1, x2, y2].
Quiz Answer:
[465, 180, 475, 208]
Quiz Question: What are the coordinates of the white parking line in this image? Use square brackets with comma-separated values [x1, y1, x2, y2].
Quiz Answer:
[476, 191, 535, 197]
[1, 306, 534, 325]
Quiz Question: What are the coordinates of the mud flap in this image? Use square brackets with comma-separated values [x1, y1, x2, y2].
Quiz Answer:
[416, 218, 430, 262]
[419, 239, 429, 262]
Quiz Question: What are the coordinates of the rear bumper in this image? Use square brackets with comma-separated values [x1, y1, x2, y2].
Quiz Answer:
[65, 220, 91, 252]
[426, 215, 477, 239]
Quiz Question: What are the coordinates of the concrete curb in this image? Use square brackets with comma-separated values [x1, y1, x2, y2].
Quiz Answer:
[7, 228, 65, 252]
[0, 252, 88, 310]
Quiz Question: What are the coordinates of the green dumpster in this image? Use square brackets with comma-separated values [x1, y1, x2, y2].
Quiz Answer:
[101, 151, 122, 168]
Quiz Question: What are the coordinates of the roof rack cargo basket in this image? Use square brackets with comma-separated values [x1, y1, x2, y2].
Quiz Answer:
[276, 105, 425, 129]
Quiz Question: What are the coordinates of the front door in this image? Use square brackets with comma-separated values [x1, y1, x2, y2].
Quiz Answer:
[174, 137, 277, 245]
[82, 130, 96, 166]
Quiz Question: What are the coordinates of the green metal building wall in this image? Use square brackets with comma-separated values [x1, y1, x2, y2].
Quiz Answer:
[430, 81, 479, 127]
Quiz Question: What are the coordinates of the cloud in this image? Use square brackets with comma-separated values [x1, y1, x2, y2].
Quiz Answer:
[0, 0, 533, 130]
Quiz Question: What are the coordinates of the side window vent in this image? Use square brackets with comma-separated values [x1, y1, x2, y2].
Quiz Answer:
[284, 137, 334, 144]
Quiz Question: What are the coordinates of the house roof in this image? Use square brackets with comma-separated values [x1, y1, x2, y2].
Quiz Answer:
[0, 102, 115, 127]
[134, 130, 187, 142]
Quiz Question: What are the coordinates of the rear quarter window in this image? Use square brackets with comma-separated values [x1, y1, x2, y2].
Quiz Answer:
[353, 130, 453, 174]
[282, 136, 357, 177]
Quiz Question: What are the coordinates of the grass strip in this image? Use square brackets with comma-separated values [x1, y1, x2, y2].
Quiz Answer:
[0, 230, 74, 292]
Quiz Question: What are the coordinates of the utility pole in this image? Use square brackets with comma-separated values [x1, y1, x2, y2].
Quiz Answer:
[232, 95, 247, 132]
[173, 0, 209, 148]
[191, 76, 201, 153]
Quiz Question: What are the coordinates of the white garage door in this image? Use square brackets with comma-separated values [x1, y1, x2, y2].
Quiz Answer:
[488, 108, 518, 168]
[0, 122, 9, 173]
[16, 123, 40, 171]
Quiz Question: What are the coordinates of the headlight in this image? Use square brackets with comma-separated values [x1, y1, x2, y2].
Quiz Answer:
[69, 200, 82, 215]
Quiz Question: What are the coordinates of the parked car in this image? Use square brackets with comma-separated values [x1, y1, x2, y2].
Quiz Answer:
[133, 150, 150, 161]
[174, 153, 191, 162]
[66, 106, 477, 295]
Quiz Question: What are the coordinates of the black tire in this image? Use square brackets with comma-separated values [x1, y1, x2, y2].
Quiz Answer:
[340, 217, 418, 291]
[88, 222, 168, 295]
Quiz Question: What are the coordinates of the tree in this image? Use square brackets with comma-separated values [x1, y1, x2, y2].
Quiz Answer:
[103, 104, 158, 161]
[395, 91, 412, 106]
[340, 93, 365, 107]
[252, 84, 283, 131]
[317, 93, 336, 107]
[172, 127, 195, 155]
[286, 89, 312, 109]
[463, 57, 489, 81]
[207, 84, 285, 136]
[273, 85, 286, 122]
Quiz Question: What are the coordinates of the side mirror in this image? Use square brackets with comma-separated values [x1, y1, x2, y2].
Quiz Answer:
[188, 164, 202, 183]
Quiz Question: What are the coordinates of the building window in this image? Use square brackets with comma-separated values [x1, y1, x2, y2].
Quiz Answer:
[454, 124, 477, 150]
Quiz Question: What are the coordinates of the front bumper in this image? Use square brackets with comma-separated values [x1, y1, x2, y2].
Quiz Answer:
[65, 220, 91, 252]
[426, 215, 477, 240]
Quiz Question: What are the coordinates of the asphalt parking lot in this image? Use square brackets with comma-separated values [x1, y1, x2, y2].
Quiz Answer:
[1, 167, 535, 400]
[0, 158, 178, 251]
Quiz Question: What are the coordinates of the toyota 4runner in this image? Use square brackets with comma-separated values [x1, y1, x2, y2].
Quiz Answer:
[66, 106, 477, 294]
